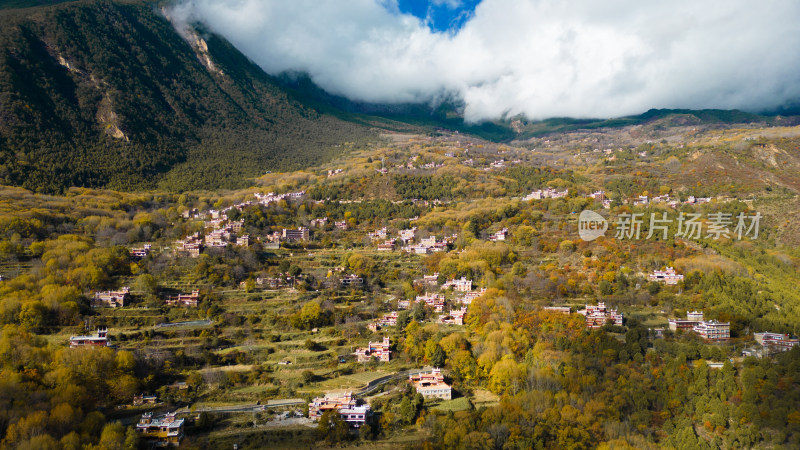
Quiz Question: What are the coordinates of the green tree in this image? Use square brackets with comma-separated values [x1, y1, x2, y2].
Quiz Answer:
[316, 410, 350, 444]
[133, 273, 158, 295]
[432, 345, 446, 368]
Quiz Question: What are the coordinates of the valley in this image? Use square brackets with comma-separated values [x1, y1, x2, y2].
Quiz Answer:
[1, 1, 800, 449]
[2, 120, 800, 448]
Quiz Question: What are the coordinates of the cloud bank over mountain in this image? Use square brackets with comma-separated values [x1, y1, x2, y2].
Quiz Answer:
[169, 0, 800, 122]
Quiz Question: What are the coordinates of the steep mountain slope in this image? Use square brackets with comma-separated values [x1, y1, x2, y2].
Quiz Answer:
[0, 0, 381, 192]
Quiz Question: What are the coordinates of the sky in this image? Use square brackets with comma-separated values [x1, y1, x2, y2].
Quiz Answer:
[395, 0, 481, 33]
[168, 0, 800, 122]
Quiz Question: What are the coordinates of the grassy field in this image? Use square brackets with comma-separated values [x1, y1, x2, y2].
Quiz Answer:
[432, 397, 471, 412]
[471, 389, 500, 408]
[317, 371, 390, 390]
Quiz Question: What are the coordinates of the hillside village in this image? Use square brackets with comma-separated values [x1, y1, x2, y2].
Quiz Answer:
[1, 122, 800, 448]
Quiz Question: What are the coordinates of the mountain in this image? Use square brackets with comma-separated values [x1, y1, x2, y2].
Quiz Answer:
[276, 71, 800, 142]
[275, 72, 518, 142]
[0, 0, 387, 192]
[1, 1, 797, 194]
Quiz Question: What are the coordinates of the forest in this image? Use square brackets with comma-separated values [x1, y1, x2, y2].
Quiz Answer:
[0, 0, 379, 193]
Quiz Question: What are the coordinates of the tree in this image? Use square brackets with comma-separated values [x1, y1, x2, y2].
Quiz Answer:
[92, 422, 125, 450]
[292, 301, 322, 330]
[360, 423, 373, 441]
[316, 410, 350, 444]
[488, 357, 525, 395]
[432, 345, 446, 368]
[624, 325, 649, 357]
[399, 397, 416, 424]
[133, 273, 158, 295]
[599, 280, 613, 296]
[18, 301, 47, 332]
[115, 351, 136, 372]
[196, 412, 212, 430]
[123, 426, 139, 450]
[396, 310, 411, 329]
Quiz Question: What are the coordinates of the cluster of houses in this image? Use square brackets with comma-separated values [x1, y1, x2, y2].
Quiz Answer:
[92, 287, 129, 308]
[394, 155, 446, 172]
[340, 274, 364, 289]
[354, 337, 392, 363]
[164, 290, 200, 307]
[754, 332, 800, 352]
[92, 286, 200, 309]
[668, 311, 730, 342]
[662, 311, 797, 349]
[368, 305, 467, 331]
[489, 228, 508, 241]
[173, 232, 203, 258]
[458, 288, 487, 305]
[308, 368, 453, 429]
[69, 327, 110, 348]
[685, 195, 712, 205]
[437, 307, 468, 325]
[175, 191, 309, 254]
[203, 219, 248, 249]
[648, 267, 684, 285]
[264, 226, 311, 244]
[410, 368, 452, 400]
[578, 302, 624, 328]
[628, 194, 712, 208]
[129, 243, 152, 259]
[576, 189, 721, 209]
[368, 227, 395, 251]
[309, 392, 371, 428]
[136, 412, 184, 447]
[632, 194, 674, 207]
[369, 312, 398, 332]
[282, 227, 310, 242]
[401, 234, 456, 255]
[310, 217, 328, 228]
[742, 332, 800, 357]
[387, 274, 481, 324]
[411, 274, 486, 306]
[587, 191, 612, 209]
[132, 394, 158, 406]
[310, 217, 349, 230]
[254, 191, 306, 206]
[399, 293, 445, 311]
[442, 277, 473, 292]
[523, 188, 569, 201]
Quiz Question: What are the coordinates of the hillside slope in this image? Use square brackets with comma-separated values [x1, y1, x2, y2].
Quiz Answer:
[0, 0, 380, 192]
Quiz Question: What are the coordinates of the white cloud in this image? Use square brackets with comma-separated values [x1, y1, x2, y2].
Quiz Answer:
[169, 0, 800, 122]
[432, 0, 463, 9]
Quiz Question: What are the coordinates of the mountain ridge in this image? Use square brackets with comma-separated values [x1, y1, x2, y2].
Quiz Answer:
[0, 0, 383, 192]
[1, 0, 797, 194]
